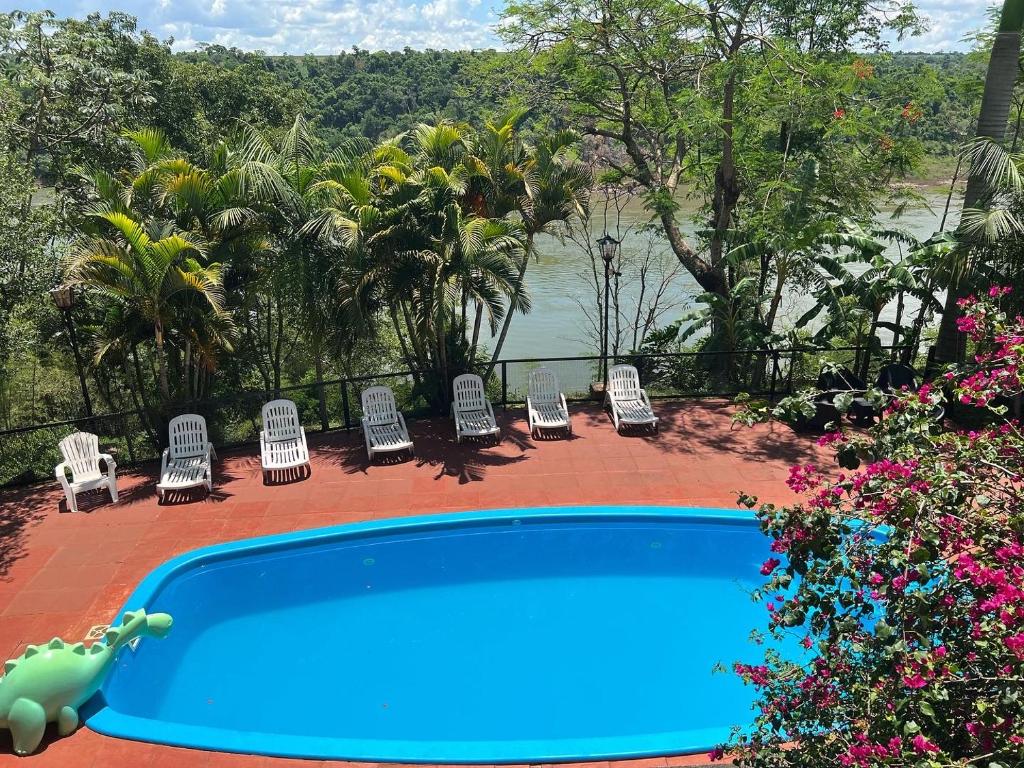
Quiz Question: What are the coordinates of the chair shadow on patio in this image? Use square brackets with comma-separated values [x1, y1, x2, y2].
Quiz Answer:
[263, 464, 312, 486]
[315, 413, 536, 484]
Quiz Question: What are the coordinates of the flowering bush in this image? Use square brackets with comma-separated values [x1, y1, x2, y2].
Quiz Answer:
[717, 290, 1024, 767]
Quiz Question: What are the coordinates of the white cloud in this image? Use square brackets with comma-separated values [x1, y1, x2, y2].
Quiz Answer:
[13, 0, 998, 53]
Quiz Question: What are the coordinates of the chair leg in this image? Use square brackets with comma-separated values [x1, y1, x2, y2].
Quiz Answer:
[66, 490, 78, 514]
[108, 474, 119, 503]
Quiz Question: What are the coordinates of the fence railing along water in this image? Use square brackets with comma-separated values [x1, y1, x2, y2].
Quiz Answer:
[0, 345, 911, 487]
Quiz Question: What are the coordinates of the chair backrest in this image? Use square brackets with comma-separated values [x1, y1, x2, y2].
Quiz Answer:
[608, 364, 642, 400]
[168, 414, 209, 459]
[528, 367, 561, 404]
[361, 386, 399, 425]
[453, 374, 487, 412]
[817, 366, 866, 392]
[58, 432, 102, 481]
[262, 399, 302, 442]
[876, 363, 918, 394]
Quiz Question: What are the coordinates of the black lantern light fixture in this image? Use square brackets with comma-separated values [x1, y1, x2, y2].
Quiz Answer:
[50, 284, 93, 418]
[596, 234, 621, 385]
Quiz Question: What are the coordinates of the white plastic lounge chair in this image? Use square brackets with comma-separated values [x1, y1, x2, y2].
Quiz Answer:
[260, 399, 310, 480]
[605, 364, 659, 433]
[451, 373, 500, 444]
[527, 367, 571, 437]
[361, 385, 414, 460]
[55, 432, 118, 513]
[157, 414, 216, 500]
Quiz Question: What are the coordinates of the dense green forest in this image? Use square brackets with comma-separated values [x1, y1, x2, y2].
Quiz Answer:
[161, 44, 989, 157]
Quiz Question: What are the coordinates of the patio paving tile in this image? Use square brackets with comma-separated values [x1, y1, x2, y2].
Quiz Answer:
[0, 400, 824, 767]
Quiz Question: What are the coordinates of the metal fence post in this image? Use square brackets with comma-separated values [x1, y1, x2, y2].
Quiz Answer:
[341, 380, 351, 430]
[769, 351, 779, 401]
[501, 361, 508, 410]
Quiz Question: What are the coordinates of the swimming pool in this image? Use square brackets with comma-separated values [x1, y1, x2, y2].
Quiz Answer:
[86, 506, 775, 762]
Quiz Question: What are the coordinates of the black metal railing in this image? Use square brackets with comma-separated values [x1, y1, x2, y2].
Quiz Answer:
[0, 345, 911, 487]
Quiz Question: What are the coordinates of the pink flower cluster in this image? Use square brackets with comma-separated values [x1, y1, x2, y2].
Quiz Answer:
[786, 464, 822, 493]
[838, 734, 905, 766]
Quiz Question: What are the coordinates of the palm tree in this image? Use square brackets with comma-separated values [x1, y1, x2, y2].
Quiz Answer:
[307, 122, 529, 409]
[935, 0, 1024, 361]
[480, 121, 591, 374]
[67, 210, 225, 404]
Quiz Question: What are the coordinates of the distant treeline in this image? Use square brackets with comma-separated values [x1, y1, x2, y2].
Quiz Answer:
[173, 45, 983, 155]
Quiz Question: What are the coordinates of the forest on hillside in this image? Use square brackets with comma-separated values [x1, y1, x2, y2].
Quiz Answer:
[179, 44, 987, 157]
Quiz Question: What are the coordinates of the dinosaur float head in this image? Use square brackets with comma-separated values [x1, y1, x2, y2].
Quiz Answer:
[105, 609, 173, 649]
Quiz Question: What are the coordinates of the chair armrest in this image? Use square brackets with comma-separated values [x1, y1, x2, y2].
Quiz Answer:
[397, 412, 408, 431]
[640, 389, 653, 408]
[298, 426, 308, 448]
[99, 452, 117, 471]
[560, 393, 569, 413]
[55, 461, 70, 480]
[485, 401, 497, 421]
[526, 395, 533, 412]
[360, 415, 370, 432]
[160, 447, 170, 472]
[206, 442, 217, 461]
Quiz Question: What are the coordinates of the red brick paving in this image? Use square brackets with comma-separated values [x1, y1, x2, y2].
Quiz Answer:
[0, 400, 827, 767]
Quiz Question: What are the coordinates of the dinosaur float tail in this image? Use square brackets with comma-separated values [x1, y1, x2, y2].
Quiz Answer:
[103, 609, 173, 652]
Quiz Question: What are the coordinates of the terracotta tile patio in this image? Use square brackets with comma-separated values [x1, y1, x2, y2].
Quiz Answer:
[0, 400, 828, 767]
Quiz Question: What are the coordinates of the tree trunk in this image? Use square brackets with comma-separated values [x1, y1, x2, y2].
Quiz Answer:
[659, 211, 727, 296]
[935, 6, 1023, 362]
[486, 235, 533, 378]
[469, 302, 484, 368]
[154, 320, 171, 405]
[709, 70, 741, 289]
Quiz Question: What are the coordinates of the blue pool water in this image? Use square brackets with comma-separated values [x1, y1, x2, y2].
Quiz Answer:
[87, 506, 776, 762]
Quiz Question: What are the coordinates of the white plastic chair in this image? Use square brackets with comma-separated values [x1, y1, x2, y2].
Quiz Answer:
[361, 385, 414, 460]
[260, 399, 310, 480]
[55, 432, 118, 512]
[605, 364, 658, 433]
[527, 367, 571, 437]
[451, 373, 500, 444]
[157, 414, 216, 500]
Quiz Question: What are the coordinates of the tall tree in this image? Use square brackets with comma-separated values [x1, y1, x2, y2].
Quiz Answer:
[501, 0, 920, 349]
[935, 0, 1024, 362]
[67, 211, 226, 404]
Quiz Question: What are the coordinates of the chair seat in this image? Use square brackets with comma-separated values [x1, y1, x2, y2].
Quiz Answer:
[614, 398, 657, 424]
[456, 409, 499, 435]
[262, 438, 309, 469]
[68, 475, 112, 493]
[531, 401, 569, 428]
[367, 422, 413, 452]
[158, 456, 210, 490]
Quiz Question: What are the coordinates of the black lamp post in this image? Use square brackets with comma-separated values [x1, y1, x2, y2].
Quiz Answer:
[50, 284, 93, 418]
[597, 234, 621, 385]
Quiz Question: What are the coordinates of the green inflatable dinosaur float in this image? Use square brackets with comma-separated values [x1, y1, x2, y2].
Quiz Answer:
[0, 608, 172, 755]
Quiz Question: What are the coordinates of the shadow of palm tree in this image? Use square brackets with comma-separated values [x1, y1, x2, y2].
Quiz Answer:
[580, 399, 820, 465]
[0, 486, 48, 579]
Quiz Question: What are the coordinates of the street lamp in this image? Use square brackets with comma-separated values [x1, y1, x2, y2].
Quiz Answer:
[50, 284, 94, 418]
[597, 234, 620, 385]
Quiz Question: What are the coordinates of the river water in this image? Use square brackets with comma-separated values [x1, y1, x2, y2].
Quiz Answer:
[492, 190, 959, 359]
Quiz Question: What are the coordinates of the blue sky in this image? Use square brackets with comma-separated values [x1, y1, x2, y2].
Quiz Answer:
[15, 0, 998, 53]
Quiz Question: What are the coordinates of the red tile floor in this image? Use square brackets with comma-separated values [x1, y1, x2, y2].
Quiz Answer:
[0, 400, 828, 767]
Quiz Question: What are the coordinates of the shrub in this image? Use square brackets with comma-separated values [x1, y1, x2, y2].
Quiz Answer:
[715, 288, 1024, 767]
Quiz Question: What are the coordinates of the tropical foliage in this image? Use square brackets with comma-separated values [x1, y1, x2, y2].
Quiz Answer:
[719, 288, 1024, 766]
